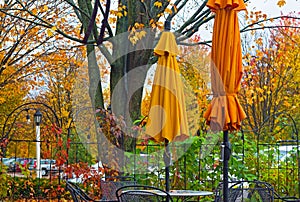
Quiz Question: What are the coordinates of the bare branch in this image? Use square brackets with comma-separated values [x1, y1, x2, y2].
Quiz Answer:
[241, 16, 300, 32]
[241, 25, 300, 33]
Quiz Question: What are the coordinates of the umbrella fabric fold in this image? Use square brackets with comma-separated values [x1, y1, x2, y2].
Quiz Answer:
[207, 0, 246, 11]
[146, 31, 189, 143]
[204, 0, 247, 132]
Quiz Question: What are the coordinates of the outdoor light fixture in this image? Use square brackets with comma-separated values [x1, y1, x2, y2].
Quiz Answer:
[107, 104, 111, 114]
[34, 109, 42, 178]
[26, 110, 31, 124]
[26, 114, 30, 123]
[34, 109, 42, 126]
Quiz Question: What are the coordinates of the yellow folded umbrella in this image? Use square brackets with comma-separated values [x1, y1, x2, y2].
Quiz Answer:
[146, 31, 189, 143]
[145, 28, 189, 192]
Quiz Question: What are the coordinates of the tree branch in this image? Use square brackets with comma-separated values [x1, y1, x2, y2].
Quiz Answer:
[241, 25, 300, 33]
[97, 0, 111, 45]
[241, 16, 300, 32]
[82, 0, 99, 43]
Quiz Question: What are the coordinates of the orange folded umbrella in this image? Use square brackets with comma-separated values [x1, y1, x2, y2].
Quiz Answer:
[204, 0, 247, 132]
[204, 1, 247, 201]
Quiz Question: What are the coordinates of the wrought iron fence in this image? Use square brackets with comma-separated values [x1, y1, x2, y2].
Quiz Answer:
[1, 136, 299, 201]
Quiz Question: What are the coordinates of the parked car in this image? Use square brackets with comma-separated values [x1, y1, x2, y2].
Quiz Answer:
[29, 159, 58, 176]
[1, 158, 10, 164]
[7, 158, 33, 172]
[2, 157, 16, 167]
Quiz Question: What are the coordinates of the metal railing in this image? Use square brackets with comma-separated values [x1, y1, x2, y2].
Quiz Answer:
[1, 136, 299, 201]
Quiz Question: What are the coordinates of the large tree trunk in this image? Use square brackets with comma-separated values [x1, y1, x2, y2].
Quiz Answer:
[78, 0, 104, 109]
[111, 0, 155, 123]
[77, 0, 105, 165]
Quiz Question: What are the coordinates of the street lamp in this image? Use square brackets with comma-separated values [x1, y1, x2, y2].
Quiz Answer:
[26, 109, 31, 124]
[34, 110, 42, 178]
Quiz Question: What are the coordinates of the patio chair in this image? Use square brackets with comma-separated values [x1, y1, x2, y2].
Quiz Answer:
[66, 180, 137, 202]
[101, 180, 137, 202]
[214, 180, 275, 202]
[116, 185, 174, 202]
[66, 181, 102, 202]
[274, 192, 300, 202]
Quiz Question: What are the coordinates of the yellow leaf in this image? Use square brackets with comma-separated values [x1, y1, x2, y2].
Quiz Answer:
[134, 22, 140, 28]
[32, 8, 38, 15]
[62, 109, 69, 118]
[164, 8, 172, 14]
[43, 5, 49, 11]
[156, 21, 164, 28]
[283, 101, 291, 107]
[247, 98, 253, 105]
[255, 38, 263, 46]
[46, 29, 53, 37]
[67, 118, 73, 127]
[129, 36, 138, 45]
[277, 0, 286, 7]
[137, 30, 147, 39]
[0, 97, 5, 104]
[108, 17, 117, 24]
[116, 12, 123, 18]
[154, 1, 162, 8]
[157, 13, 163, 18]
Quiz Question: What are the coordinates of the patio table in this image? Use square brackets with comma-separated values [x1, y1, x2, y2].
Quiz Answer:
[121, 189, 213, 202]
[168, 190, 213, 201]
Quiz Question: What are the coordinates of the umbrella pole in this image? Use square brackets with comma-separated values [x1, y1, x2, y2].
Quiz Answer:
[164, 139, 171, 192]
[165, 163, 170, 192]
[223, 130, 231, 202]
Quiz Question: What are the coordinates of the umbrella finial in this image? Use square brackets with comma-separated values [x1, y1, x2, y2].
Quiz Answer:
[164, 20, 171, 31]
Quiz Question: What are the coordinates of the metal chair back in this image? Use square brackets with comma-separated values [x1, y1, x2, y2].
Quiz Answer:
[66, 181, 98, 202]
[116, 185, 174, 202]
[101, 180, 136, 202]
[214, 180, 275, 202]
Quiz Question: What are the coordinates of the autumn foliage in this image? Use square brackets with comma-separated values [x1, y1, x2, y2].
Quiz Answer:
[0, 0, 299, 200]
[240, 14, 300, 141]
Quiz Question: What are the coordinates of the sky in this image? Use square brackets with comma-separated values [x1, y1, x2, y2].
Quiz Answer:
[0, 0, 298, 14]
[197, 0, 299, 41]
[247, 0, 299, 17]
[0, 0, 297, 21]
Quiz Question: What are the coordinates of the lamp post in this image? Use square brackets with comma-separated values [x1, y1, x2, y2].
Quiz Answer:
[34, 110, 42, 178]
